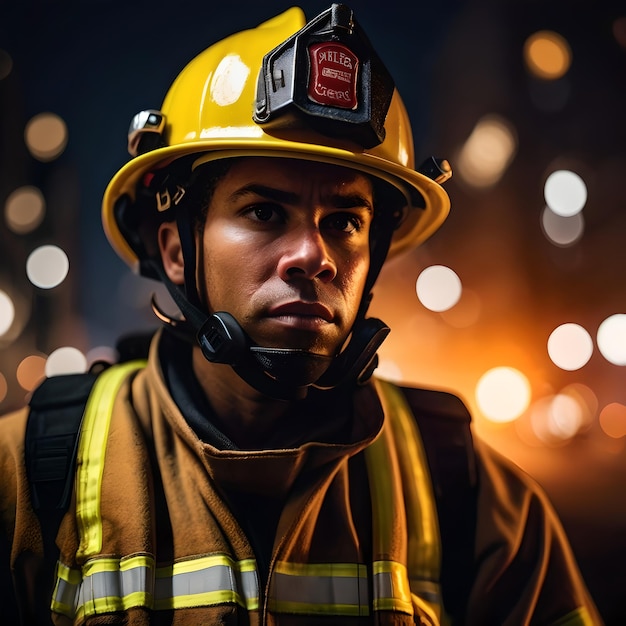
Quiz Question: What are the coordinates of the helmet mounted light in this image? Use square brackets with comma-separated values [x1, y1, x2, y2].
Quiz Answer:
[128, 109, 166, 157]
[253, 3, 394, 149]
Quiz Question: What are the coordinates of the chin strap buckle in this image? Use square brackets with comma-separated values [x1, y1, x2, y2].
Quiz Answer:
[197, 312, 249, 365]
[315, 317, 390, 389]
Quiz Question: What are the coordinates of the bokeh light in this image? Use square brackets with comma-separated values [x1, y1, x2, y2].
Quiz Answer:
[597, 314, 626, 365]
[523, 30, 572, 80]
[24, 112, 68, 161]
[560, 382, 598, 431]
[599, 402, 626, 438]
[548, 393, 584, 438]
[544, 169, 587, 217]
[26, 245, 69, 289]
[4, 185, 46, 234]
[456, 115, 517, 187]
[45, 346, 87, 376]
[541, 206, 584, 247]
[529, 393, 586, 446]
[16, 354, 47, 391]
[0, 289, 15, 337]
[416, 265, 462, 312]
[547, 323, 593, 371]
[476, 366, 531, 423]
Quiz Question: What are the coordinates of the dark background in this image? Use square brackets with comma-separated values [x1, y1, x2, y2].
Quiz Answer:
[1, 0, 625, 622]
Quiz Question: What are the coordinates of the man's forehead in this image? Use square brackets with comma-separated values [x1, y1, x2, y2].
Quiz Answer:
[221, 156, 374, 191]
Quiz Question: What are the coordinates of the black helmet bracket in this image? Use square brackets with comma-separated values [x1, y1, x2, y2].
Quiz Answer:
[254, 3, 395, 149]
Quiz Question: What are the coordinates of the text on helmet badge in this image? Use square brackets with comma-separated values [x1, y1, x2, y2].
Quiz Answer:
[308, 43, 359, 110]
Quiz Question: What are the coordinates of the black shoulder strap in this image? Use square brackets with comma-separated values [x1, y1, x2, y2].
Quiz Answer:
[399, 385, 478, 622]
[23, 369, 101, 625]
[24, 331, 156, 524]
[25, 371, 100, 524]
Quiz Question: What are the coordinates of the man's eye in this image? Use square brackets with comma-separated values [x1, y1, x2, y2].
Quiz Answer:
[248, 204, 282, 223]
[326, 213, 362, 234]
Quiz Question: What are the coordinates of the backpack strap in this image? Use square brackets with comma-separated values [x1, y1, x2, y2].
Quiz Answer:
[24, 369, 102, 625]
[25, 371, 102, 519]
[398, 385, 478, 622]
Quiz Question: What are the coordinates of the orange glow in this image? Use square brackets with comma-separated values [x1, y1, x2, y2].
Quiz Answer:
[439, 288, 482, 328]
[16, 355, 46, 391]
[524, 31, 572, 80]
[599, 402, 626, 439]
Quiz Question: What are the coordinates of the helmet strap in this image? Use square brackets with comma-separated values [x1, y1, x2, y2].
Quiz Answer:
[176, 203, 204, 311]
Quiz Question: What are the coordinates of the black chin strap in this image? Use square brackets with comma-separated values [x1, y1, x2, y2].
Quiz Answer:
[147, 254, 389, 401]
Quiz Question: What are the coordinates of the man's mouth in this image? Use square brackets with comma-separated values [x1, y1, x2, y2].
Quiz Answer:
[265, 301, 334, 330]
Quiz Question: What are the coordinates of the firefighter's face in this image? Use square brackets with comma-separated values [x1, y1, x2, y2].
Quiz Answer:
[189, 157, 373, 356]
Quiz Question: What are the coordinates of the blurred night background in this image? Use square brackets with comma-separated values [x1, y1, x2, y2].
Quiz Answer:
[1, 0, 625, 622]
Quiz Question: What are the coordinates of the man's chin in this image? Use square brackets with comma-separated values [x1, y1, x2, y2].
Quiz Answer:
[248, 345, 333, 386]
[249, 326, 342, 357]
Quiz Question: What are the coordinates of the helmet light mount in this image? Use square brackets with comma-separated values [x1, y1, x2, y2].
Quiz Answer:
[253, 3, 395, 149]
[128, 109, 166, 157]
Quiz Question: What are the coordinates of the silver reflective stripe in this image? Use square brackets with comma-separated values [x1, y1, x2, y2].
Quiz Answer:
[51, 554, 260, 619]
[372, 561, 413, 613]
[154, 556, 259, 610]
[52, 561, 81, 616]
[269, 562, 369, 616]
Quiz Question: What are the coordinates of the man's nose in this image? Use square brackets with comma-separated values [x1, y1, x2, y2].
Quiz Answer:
[276, 227, 337, 282]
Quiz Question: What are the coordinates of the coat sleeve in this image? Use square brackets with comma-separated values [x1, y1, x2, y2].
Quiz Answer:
[465, 437, 604, 626]
[0, 408, 53, 625]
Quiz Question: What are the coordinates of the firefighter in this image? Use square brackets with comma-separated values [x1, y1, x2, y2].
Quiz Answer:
[0, 4, 602, 625]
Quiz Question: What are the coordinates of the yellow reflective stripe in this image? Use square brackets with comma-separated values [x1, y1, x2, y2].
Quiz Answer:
[154, 554, 259, 611]
[372, 560, 413, 613]
[375, 379, 441, 579]
[51, 561, 82, 615]
[270, 561, 369, 616]
[51, 553, 260, 619]
[73, 555, 154, 619]
[369, 378, 444, 623]
[75, 360, 146, 559]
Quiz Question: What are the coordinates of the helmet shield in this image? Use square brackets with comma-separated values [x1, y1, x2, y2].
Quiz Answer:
[253, 3, 395, 149]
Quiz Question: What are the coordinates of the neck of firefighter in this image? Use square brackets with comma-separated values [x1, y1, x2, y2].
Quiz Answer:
[192, 347, 300, 447]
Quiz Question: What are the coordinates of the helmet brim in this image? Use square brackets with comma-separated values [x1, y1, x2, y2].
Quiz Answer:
[102, 138, 450, 271]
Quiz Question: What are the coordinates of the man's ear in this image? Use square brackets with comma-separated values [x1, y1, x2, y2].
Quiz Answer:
[158, 221, 185, 285]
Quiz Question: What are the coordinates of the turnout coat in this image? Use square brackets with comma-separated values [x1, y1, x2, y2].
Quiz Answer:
[0, 331, 602, 625]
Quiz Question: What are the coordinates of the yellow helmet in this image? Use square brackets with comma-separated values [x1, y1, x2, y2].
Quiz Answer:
[102, 4, 451, 272]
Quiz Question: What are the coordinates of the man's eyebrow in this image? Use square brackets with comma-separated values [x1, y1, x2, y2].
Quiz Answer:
[230, 184, 299, 205]
[330, 193, 373, 212]
[230, 184, 373, 212]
